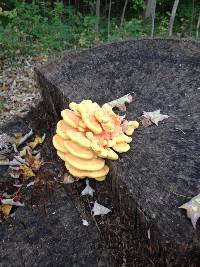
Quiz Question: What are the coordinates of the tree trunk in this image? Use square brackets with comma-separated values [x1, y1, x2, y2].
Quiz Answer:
[108, 0, 112, 40]
[120, 0, 128, 28]
[145, 0, 152, 18]
[95, 0, 101, 41]
[168, 0, 180, 37]
[196, 13, 200, 39]
[189, 0, 195, 36]
[151, 0, 156, 37]
[144, 0, 156, 37]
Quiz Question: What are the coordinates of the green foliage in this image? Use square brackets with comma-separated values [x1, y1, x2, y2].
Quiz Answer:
[156, 16, 169, 36]
[76, 16, 96, 47]
[0, 2, 75, 57]
[131, 0, 145, 12]
[110, 18, 149, 41]
[0, 0, 200, 60]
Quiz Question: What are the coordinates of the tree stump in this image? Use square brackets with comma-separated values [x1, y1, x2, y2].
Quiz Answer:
[35, 39, 200, 266]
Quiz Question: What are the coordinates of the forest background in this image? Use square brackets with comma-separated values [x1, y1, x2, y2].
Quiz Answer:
[0, 0, 200, 60]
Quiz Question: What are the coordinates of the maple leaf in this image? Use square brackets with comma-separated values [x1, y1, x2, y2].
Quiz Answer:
[28, 134, 46, 149]
[91, 201, 111, 216]
[141, 109, 169, 127]
[179, 194, 200, 228]
[108, 94, 133, 111]
[0, 204, 12, 220]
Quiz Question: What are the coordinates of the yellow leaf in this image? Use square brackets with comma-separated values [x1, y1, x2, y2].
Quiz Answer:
[20, 165, 35, 179]
[0, 204, 12, 220]
[14, 132, 23, 145]
[29, 134, 45, 149]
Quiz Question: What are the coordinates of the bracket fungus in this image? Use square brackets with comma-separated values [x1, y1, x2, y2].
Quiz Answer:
[53, 100, 139, 181]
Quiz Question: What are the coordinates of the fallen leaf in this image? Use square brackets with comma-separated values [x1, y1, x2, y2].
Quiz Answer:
[81, 179, 95, 197]
[140, 115, 152, 128]
[14, 133, 23, 144]
[0, 158, 10, 165]
[15, 129, 33, 146]
[82, 219, 89, 226]
[19, 165, 35, 179]
[25, 154, 43, 171]
[28, 134, 46, 149]
[9, 158, 23, 166]
[121, 120, 129, 132]
[141, 109, 169, 127]
[0, 204, 12, 220]
[26, 181, 35, 187]
[63, 173, 75, 184]
[108, 94, 133, 111]
[9, 167, 20, 178]
[14, 155, 26, 164]
[91, 201, 111, 216]
[179, 194, 200, 228]
[1, 198, 24, 207]
[19, 146, 32, 157]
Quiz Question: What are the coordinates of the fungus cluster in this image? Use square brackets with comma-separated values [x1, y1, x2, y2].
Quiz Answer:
[53, 100, 139, 181]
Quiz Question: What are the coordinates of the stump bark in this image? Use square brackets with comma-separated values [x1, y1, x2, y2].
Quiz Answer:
[35, 39, 200, 266]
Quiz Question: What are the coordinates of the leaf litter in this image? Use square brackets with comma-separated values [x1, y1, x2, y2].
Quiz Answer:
[0, 55, 47, 127]
[0, 129, 46, 220]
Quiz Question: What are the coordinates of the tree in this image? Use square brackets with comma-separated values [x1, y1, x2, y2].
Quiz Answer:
[120, 0, 128, 28]
[95, 0, 101, 40]
[168, 0, 180, 37]
[107, 0, 112, 40]
[196, 12, 200, 39]
[145, 0, 152, 18]
[150, 0, 156, 37]
[144, 0, 157, 37]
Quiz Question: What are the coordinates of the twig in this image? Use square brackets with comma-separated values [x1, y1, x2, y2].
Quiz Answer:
[175, 127, 186, 134]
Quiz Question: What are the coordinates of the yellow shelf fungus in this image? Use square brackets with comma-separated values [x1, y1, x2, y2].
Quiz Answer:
[53, 99, 139, 181]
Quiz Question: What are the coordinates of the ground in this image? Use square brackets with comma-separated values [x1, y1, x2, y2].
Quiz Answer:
[0, 55, 46, 127]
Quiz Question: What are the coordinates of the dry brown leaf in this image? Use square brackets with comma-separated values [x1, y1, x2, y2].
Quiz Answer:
[63, 173, 75, 184]
[28, 134, 45, 149]
[25, 154, 43, 171]
[0, 204, 12, 220]
[141, 115, 152, 128]
[14, 132, 23, 145]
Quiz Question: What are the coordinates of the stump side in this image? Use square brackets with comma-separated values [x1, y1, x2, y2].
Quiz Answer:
[35, 39, 200, 265]
[0, 114, 115, 267]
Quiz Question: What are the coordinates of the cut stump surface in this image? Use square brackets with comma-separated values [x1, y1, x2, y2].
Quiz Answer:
[35, 39, 200, 266]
